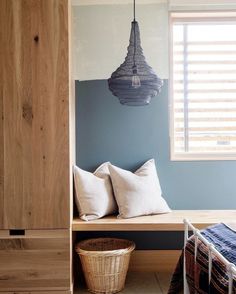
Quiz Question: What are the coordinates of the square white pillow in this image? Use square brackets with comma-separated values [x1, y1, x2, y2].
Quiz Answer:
[73, 162, 117, 221]
[108, 159, 171, 219]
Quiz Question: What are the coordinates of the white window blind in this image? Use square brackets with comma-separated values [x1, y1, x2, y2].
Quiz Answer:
[170, 12, 236, 160]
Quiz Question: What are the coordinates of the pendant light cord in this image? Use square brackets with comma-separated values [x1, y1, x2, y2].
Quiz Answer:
[133, 0, 136, 69]
[134, 0, 136, 21]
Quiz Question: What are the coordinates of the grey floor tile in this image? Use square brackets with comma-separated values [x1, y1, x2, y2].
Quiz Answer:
[155, 270, 173, 294]
[75, 272, 163, 294]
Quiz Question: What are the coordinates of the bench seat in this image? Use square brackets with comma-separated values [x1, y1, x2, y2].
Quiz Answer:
[72, 210, 236, 231]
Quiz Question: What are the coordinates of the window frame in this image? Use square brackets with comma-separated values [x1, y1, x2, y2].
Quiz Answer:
[169, 10, 236, 161]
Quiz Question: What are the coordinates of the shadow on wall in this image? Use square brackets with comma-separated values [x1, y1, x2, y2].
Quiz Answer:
[76, 79, 236, 210]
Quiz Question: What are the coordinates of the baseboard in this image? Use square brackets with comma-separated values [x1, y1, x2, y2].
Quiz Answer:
[129, 250, 181, 272]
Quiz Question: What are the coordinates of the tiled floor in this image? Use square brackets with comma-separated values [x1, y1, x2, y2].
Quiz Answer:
[75, 271, 172, 294]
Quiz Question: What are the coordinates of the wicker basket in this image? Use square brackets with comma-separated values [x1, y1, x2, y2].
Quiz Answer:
[75, 238, 136, 294]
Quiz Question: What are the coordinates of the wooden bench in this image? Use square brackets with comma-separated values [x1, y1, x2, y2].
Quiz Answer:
[72, 210, 236, 272]
[72, 210, 236, 231]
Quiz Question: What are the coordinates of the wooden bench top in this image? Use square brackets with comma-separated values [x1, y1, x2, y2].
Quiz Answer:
[72, 210, 236, 231]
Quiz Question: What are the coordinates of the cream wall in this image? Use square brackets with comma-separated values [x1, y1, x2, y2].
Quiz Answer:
[72, 1, 169, 81]
[72, 0, 236, 81]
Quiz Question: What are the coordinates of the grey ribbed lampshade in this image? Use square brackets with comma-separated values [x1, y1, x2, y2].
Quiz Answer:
[108, 21, 163, 106]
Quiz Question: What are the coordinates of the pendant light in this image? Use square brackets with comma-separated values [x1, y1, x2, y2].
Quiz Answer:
[108, 0, 163, 106]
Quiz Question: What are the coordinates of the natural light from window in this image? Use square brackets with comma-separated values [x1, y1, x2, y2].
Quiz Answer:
[170, 12, 236, 160]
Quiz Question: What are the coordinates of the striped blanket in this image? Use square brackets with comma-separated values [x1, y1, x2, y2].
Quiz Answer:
[168, 223, 236, 294]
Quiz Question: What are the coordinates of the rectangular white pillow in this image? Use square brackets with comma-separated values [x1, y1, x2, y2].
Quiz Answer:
[73, 162, 117, 221]
[108, 159, 171, 218]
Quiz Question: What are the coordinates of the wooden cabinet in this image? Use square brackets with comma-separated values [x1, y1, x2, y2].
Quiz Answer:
[0, 0, 70, 230]
[0, 0, 72, 292]
[0, 230, 70, 292]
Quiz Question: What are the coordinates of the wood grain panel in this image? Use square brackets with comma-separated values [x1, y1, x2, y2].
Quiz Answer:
[1, 0, 70, 229]
[129, 250, 181, 272]
[0, 1, 4, 229]
[1, 0, 25, 228]
[0, 229, 70, 292]
[29, 0, 70, 229]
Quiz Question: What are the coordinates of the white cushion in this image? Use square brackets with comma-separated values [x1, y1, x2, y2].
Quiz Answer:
[73, 163, 117, 221]
[108, 159, 171, 219]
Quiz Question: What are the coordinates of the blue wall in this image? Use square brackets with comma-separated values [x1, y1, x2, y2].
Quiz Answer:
[76, 80, 236, 210]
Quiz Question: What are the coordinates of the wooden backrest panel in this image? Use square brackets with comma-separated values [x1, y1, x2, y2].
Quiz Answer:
[1, 0, 70, 229]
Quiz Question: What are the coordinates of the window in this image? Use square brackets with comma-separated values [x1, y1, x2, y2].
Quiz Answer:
[170, 12, 236, 160]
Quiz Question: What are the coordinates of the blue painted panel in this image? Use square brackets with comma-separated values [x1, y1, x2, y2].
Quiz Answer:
[76, 79, 236, 209]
